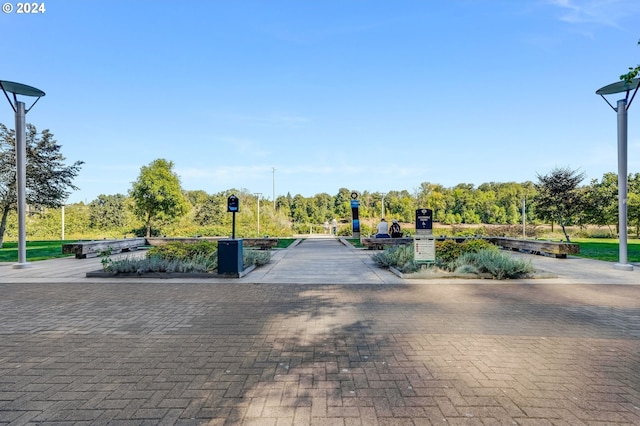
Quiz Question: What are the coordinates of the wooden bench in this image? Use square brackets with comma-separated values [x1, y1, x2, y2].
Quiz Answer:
[146, 237, 278, 250]
[487, 237, 580, 258]
[145, 237, 223, 246]
[360, 237, 413, 250]
[62, 238, 147, 259]
[242, 238, 279, 250]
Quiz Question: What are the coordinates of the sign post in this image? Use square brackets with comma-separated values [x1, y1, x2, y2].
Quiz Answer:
[350, 192, 360, 238]
[218, 194, 243, 276]
[414, 208, 435, 263]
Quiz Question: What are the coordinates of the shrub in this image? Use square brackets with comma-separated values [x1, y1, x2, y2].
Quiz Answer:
[105, 254, 216, 274]
[436, 238, 497, 269]
[244, 249, 271, 267]
[371, 238, 533, 279]
[453, 249, 534, 279]
[130, 226, 161, 237]
[103, 241, 270, 275]
[147, 241, 218, 261]
[371, 245, 420, 273]
[435, 239, 463, 265]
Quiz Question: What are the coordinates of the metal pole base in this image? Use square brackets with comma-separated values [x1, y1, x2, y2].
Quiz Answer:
[613, 263, 634, 271]
[12, 262, 32, 269]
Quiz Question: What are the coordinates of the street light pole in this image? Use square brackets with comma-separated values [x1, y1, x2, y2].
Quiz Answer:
[15, 101, 27, 265]
[254, 193, 262, 237]
[522, 197, 526, 239]
[596, 77, 639, 271]
[272, 167, 277, 211]
[381, 193, 386, 219]
[0, 80, 45, 269]
[616, 98, 630, 268]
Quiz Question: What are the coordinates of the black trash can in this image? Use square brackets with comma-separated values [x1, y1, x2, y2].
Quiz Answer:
[217, 239, 243, 275]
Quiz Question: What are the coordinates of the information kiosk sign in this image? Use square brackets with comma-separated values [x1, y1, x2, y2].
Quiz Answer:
[350, 192, 360, 238]
[414, 208, 435, 263]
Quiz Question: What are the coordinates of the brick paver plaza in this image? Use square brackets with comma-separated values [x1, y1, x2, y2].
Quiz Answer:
[1, 237, 640, 425]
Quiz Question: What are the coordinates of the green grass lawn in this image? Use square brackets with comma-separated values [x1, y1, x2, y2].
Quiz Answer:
[0, 240, 75, 262]
[275, 238, 296, 249]
[3, 237, 637, 264]
[0, 238, 299, 263]
[573, 238, 640, 263]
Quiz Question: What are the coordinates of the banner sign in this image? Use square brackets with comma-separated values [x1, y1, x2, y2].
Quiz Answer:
[415, 208, 433, 236]
[351, 194, 360, 235]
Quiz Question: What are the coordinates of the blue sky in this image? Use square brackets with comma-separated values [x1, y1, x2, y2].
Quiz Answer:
[1, 0, 639, 204]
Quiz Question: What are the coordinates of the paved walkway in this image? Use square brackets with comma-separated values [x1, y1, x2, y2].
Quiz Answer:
[1, 236, 640, 425]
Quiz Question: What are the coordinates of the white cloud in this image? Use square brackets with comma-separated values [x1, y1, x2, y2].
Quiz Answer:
[209, 112, 311, 128]
[546, 0, 639, 28]
[218, 137, 270, 158]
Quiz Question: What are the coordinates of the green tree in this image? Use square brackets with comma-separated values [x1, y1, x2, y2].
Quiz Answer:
[628, 173, 640, 237]
[275, 194, 291, 218]
[129, 159, 188, 237]
[185, 190, 225, 227]
[89, 194, 128, 229]
[386, 190, 415, 222]
[290, 194, 310, 223]
[333, 188, 351, 218]
[583, 173, 618, 235]
[621, 39, 640, 84]
[311, 193, 332, 223]
[417, 182, 447, 222]
[0, 123, 83, 247]
[534, 166, 585, 242]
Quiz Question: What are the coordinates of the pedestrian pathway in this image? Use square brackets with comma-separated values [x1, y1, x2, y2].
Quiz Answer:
[1, 236, 640, 424]
[1, 234, 640, 285]
[242, 236, 403, 284]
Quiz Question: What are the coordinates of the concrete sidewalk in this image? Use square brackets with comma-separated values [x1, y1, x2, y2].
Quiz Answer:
[1, 236, 640, 425]
[2, 235, 640, 285]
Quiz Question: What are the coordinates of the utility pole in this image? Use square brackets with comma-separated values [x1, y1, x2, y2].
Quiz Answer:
[522, 197, 526, 238]
[272, 167, 276, 210]
[254, 193, 262, 237]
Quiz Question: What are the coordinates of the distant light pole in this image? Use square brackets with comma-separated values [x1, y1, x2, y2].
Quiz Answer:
[381, 193, 386, 218]
[0, 80, 45, 269]
[272, 167, 276, 210]
[254, 193, 262, 237]
[596, 77, 639, 271]
[522, 197, 526, 239]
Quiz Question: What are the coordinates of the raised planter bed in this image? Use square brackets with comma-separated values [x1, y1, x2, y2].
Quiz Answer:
[85, 264, 256, 279]
[146, 237, 278, 250]
[62, 238, 146, 259]
[487, 237, 580, 258]
[360, 237, 413, 250]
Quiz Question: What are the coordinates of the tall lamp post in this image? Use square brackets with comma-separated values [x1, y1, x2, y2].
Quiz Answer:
[0, 80, 45, 269]
[254, 193, 262, 237]
[596, 77, 639, 271]
[272, 167, 276, 210]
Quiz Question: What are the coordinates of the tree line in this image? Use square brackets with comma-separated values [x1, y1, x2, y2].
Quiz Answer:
[3, 125, 640, 245]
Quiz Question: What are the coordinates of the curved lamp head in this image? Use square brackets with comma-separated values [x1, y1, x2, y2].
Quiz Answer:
[596, 78, 640, 111]
[0, 80, 46, 113]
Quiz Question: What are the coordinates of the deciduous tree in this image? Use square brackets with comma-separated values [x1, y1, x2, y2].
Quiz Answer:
[0, 123, 83, 247]
[534, 166, 585, 242]
[621, 39, 640, 84]
[89, 194, 128, 229]
[129, 159, 188, 238]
